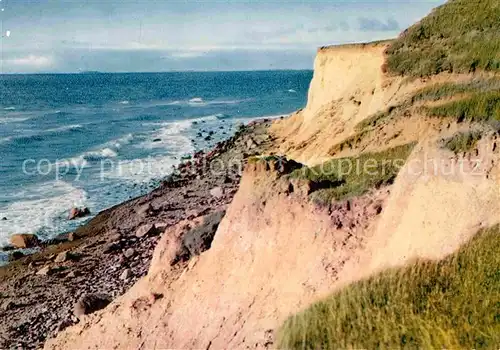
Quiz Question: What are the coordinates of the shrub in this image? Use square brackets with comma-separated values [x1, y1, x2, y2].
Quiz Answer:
[444, 131, 482, 153]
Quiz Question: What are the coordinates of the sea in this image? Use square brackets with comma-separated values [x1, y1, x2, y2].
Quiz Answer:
[0, 71, 312, 258]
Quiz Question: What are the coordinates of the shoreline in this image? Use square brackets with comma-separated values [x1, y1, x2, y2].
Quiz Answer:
[0, 119, 275, 349]
[0, 114, 285, 264]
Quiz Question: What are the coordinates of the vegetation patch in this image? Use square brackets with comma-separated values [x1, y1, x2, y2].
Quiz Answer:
[277, 224, 500, 349]
[424, 91, 500, 123]
[328, 130, 371, 156]
[289, 143, 415, 204]
[444, 130, 483, 153]
[385, 0, 500, 77]
[412, 78, 500, 102]
[354, 105, 403, 132]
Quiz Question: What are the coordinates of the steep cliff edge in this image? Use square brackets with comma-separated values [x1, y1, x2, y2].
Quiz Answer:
[270, 42, 413, 165]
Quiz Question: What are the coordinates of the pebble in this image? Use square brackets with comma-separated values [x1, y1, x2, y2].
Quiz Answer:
[120, 269, 131, 280]
[123, 248, 135, 259]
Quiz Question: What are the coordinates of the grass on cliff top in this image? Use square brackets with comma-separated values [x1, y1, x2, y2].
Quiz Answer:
[277, 224, 500, 349]
[385, 0, 500, 76]
[289, 143, 415, 204]
[444, 130, 483, 154]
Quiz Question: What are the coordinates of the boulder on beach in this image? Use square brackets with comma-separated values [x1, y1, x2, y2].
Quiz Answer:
[210, 187, 224, 199]
[74, 294, 112, 317]
[10, 234, 40, 249]
[135, 223, 159, 238]
[68, 207, 91, 220]
[9, 251, 25, 261]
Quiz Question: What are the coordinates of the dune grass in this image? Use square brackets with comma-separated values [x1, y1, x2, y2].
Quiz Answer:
[425, 91, 500, 123]
[412, 78, 500, 103]
[289, 143, 415, 204]
[444, 130, 483, 153]
[277, 224, 500, 349]
[385, 0, 500, 77]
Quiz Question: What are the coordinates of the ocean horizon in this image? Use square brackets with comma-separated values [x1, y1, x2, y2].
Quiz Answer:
[0, 70, 312, 255]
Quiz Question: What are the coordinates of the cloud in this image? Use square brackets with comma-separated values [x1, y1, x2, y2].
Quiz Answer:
[4, 55, 53, 67]
[357, 17, 400, 32]
[307, 21, 350, 33]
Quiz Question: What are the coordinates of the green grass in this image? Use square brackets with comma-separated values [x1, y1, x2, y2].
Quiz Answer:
[444, 130, 483, 153]
[354, 111, 389, 131]
[289, 143, 415, 204]
[412, 78, 500, 102]
[386, 0, 500, 77]
[277, 224, 500, 349]
[354, 105, 404, 132]
[425, 91, 500, 122]
[327, 130, 371, 155]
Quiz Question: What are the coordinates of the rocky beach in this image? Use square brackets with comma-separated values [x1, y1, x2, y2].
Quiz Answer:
[0, 120, 273, 349]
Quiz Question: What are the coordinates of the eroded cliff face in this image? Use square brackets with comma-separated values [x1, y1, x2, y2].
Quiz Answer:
[46, 43, 500, 349]
[45, 159, 389, 349]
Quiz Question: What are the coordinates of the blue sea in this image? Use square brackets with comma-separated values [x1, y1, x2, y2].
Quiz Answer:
[0, 71, 312, 252]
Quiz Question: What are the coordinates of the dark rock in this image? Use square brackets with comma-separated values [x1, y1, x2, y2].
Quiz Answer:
[54, 251, 77, 263]
[56, 319, 74, 332]
[9, 251, 25, 261]
[1, 217, 7, 220]
[66, 270, 82, 278]
[73, 294, 112, 317]
[68, 232, 78, 242]
[183, 211, 226, 257]
[152, 138, 161, 142]
[1, 244, 16, 252]
[68, 207, 90, 220]
[135, 223, 159, 238]
[10, 234, 40, 249]
[103, 242, 120, 254]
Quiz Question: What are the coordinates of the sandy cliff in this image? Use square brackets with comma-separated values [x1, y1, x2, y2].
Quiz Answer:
[46, 41, 500, 349]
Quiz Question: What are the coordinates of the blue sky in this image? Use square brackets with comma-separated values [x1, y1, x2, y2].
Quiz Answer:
[0, 0, 445, 73]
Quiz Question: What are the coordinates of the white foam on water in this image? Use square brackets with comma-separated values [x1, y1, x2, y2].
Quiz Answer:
[83, 148, 118, 161]
[138, 120, 193, 151]
[119, 100, 130, 105]
[0, 116, 31, 124]
[0, 181, 88, 246]
[3, 107, 16, 110]
[187, 98, 247, 107]
[0, 136, 12, 144]
[54, 133, 133, 168]
[288, 89, 297, 93]
[45, 124, 83, 133]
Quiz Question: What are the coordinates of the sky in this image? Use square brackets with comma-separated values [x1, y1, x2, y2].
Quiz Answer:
[0, 0, 446, 73]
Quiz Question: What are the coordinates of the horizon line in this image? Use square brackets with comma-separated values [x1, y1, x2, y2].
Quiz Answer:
[0, 68, 314, 76]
